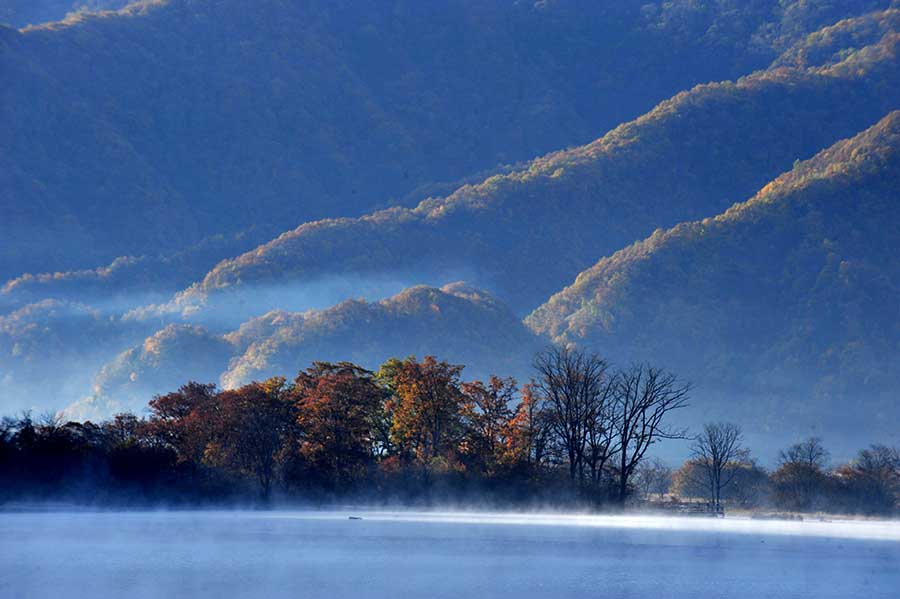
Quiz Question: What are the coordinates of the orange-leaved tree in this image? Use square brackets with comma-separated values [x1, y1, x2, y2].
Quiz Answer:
[501, 383, 551, 476]
[293, 362, 386, 491]
[203, 377, 296, 500]
[388, 356, 464, 465]
[460, 376, 516, 476]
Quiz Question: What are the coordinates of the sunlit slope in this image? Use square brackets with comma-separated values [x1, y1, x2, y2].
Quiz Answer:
[63, 323, 234, 419]
[5, 4, 898, 303]
[1, 0, 132, 27]
[221, 282, 541, 387]
[75, 283, 541, 418]
[4, 3, 900, 423]
[164, 25, 900, 321]
[1, 0, 797, 280]
[773, 8, 900, 68]
[527, 111, 900, 433]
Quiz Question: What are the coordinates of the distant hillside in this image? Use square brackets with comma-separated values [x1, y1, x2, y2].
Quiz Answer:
[63, 323, 233, 419]
[0, 225, 281, 309]
[0, 0, 131, 28]
[527, 112, 900, 443]
[0, 299, 140, 413]
[222, 282, 542, 387]
[151, 22, 900, 324]
[773, 8, 900, 69]
[71, 283, 542, 419]
[1, 0, 808, 281]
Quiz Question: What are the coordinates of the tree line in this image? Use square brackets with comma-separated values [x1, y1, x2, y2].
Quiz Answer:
[0, 346, 897, 514]
[658, 426, 900, 516]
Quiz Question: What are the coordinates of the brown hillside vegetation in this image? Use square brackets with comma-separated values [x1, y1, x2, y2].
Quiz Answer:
[74, 283, 541, 419]
[157, 20, 900, 323]
[527, 111, 900, 438]
[4, 0, 811, 280]
[6, 5, 899, 309]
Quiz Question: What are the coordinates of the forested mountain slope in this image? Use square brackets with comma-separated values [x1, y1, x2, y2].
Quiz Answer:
[156, 22, 900, 323]
[773, 8, 900, 68]
[527, 112, 900, 442]
[222, 282, 541, 388]
[65, 323, 234, 419]
[71, 283, 541, 419]
[0, 0, 131, 28]
[1, 0, 812, 281]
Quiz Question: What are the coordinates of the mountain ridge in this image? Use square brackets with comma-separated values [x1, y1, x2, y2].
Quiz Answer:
[69, 282, 543, 419]
[144, 24, 900, 326]
[526, 110, 900, 442]
[5, 0, 809, 281]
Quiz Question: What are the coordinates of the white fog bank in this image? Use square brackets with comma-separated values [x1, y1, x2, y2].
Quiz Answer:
[267, 510, 900, 542]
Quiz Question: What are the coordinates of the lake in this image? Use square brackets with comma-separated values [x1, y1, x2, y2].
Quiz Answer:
[1, 510, 898, 598]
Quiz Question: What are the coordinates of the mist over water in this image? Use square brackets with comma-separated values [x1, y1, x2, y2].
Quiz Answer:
[2, 510, 898, 598]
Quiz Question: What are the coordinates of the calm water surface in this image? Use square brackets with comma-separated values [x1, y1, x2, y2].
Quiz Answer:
[1, 510, 898, 598]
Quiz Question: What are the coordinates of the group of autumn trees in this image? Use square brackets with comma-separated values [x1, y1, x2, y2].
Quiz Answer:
[0, 348, 692, 505]
[1, 347, 897, 514]
[660, 426, 900, 515]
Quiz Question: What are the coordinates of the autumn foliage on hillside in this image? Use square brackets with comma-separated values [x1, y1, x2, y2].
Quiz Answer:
[527, 111, 900, 436]
[69, 284, 541, 420]
[169, 16, 900, 321]
[6, 0, 826, 280]
[2, 1, 900, 470]
[0, 348, 693, 505]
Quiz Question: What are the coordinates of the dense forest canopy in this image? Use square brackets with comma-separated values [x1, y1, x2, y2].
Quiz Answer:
[3, 0, 834, 282]
[168, 24, 900, 322]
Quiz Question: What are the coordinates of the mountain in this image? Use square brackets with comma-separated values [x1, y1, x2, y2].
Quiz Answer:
[71, 283, 542, 418]
[0, 225, 281, 309]
[526, 111, 900, 448]
[0, 1, 131, 28]
[221, 282, 542, 388]
[63, 323, 233, 419]
[773, 8, 900, 69]
[149, 19, 900, 324]
[2, 0, 814, 282]
[0, 299, 135, 413]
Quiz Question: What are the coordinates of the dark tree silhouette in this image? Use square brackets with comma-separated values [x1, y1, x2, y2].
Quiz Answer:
[533, 346, 610, 481]
[612, 364, 690, 503]
[690, 422, 747, 511]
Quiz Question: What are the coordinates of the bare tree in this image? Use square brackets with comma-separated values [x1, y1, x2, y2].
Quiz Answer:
[533, 346, 610, 481]
[0, 417, 14, 440]
[583, 380, 618, 485]
[612, 364, 690, 503]
[690, 421, 747, 511]
[634, 456, 673, 500]
[38, 411, 65, 438]
[778, 437, 829, 469]
[849, 445, 900, 493]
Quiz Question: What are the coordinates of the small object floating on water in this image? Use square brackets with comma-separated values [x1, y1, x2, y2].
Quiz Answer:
[348, 516, 363, 520]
